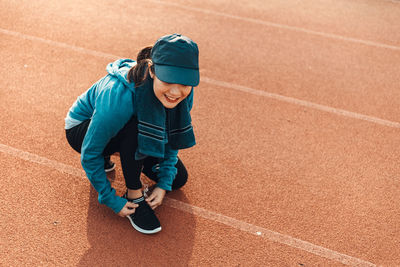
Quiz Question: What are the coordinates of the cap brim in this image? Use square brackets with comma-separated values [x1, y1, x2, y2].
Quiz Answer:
[154, 64, 199, 87]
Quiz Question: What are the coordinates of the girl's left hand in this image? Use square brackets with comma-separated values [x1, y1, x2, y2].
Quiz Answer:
[146, 187, 166, 209]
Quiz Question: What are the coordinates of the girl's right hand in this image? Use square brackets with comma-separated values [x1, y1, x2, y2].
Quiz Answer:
[117, 201, 139, 217]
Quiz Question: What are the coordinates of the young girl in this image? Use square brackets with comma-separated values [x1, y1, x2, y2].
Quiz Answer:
[65, 34, 199, 234]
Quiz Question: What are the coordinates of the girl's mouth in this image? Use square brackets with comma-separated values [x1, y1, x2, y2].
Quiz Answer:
[165, 94, 180, 103]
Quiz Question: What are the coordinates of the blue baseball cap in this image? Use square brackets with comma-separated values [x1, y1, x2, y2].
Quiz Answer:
[151, 34, 199, 87]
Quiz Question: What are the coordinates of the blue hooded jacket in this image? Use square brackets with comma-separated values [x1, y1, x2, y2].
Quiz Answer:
[65, 59, 193, 213]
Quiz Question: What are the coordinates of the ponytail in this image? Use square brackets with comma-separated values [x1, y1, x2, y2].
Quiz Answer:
[127, 46, 155, 87]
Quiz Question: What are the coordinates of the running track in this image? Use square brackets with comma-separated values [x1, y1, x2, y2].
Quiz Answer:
[1, 0, 399, 266]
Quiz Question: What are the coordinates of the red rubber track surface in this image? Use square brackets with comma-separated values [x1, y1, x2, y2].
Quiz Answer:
[1, 0, 399, 266]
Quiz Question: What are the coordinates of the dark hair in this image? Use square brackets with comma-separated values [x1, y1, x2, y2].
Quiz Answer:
[127, 46, 155, 87]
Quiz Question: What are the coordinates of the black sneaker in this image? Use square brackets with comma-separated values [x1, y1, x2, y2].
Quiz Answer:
[104, 156, 115, 173]
[123, 193, 161, 234]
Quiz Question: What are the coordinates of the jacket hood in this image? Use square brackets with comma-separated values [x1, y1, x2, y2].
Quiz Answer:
[106, 59, 136, 90]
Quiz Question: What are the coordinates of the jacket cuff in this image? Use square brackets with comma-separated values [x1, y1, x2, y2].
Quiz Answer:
[156, 180, 172, 192]
[105, 195, 128, 214]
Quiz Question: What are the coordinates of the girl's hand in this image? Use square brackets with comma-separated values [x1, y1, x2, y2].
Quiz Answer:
[146, 187, 166, 210]
[117, 201, 139, 217]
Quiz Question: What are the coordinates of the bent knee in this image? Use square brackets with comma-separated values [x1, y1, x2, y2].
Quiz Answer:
[172, 171, 188, 190]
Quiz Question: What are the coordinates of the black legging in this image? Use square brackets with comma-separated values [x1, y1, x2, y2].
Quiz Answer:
[65, 116, 188, 190]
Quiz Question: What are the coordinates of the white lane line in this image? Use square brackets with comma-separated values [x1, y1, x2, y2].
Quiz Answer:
[1, 27, 399, 130]
[0, 143, 376, 266]
[165, 198, 376, 267]
[149, 0, 400, 51]
[201, 77, 400, 129]
[0, 28, 117, 60]
[0, 143, 86, 178]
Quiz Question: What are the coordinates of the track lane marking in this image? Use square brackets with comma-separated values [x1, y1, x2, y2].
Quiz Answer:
[0, 143, 377, 266]
[0, 28, 117, 60]
[149, 0, 400, 51]
[1, 28, 399, 130]
[201, 77, 400, 129]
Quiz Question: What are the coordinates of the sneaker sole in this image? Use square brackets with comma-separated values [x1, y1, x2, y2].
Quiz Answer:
[105, 164, 116, 173]
[127, 215, 162, 234]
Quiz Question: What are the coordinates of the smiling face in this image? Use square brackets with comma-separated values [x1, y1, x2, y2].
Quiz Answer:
[149, 65, 192, 109]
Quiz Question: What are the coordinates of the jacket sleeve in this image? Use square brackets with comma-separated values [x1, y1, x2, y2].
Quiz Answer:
[156, 143, 179, 191]
[80, 85, 132, 213]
